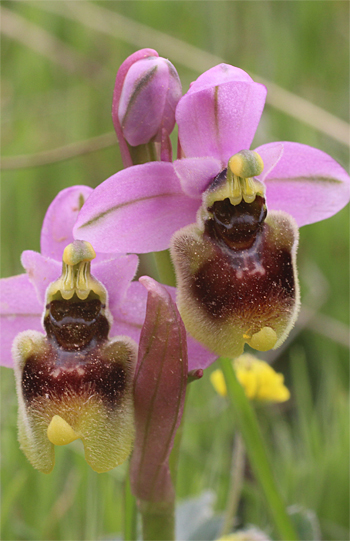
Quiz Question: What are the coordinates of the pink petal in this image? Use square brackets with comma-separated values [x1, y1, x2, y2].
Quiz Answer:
[41, 185, 93, 261]
[263, 142, 350, 226]
[0, 274, 43, 368]
[176, 80, 266, 163]
[110, 281, 147, 343]
[74, 162, 200, 253]
[165, 285, 218, 370]
[174, 156, 222, 198]
[187, 64, 253, 94]
[254, 142, 284, 183]
[112, 48, 159, 167]
[93, 254, 138, 312]
[21, 251, 61, 304]
[186, 336, 218, 372]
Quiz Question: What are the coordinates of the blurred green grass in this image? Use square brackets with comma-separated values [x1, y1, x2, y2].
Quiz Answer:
[1, 2, 349, 540]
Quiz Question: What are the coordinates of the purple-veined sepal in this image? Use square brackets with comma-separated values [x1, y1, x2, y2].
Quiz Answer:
[130, 276, 187, 502]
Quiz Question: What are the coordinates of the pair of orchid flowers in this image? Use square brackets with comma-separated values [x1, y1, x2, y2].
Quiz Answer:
[1, 49, 349, 481]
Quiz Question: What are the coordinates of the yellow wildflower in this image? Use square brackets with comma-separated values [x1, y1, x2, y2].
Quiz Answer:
[210, 353, 290, 403]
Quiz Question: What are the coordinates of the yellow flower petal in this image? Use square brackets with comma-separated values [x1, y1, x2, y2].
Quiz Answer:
[210, 353, 290, 404]
[210, 369, 227, 396]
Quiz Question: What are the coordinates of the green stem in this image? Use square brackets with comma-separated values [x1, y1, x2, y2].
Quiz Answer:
[219, 357, 298, 541]
[139, 500, 175, 541]
[124, 471, 138, 541]
[128, 140, 159, 164]
[220, 431, 245, 536]
[153, 250, 176, 286]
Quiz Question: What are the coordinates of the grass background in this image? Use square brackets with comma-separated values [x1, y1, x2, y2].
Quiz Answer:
[1, 2, 349, 540]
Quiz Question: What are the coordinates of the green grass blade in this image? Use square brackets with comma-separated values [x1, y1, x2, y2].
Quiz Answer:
[219, 357, 298, 541]
[124, 472, 138, 541]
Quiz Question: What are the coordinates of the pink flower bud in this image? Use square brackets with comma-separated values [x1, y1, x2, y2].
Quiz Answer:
[112, 49, 182, 165]
[130, 276, 188, 503]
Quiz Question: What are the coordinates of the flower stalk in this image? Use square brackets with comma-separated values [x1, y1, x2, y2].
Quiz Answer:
[127, 139, 160, 165]
[220, 432, 246, 537]
[139, 500, 175, 541]
[124, 472, 138, 541]
[219, 357, 298, 541]
[153, 249, 177, 287]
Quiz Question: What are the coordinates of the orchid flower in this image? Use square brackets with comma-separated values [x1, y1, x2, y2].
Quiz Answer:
[0, 186, 144, 473]
[73, 63, 350, 359]
[1, 185, 213, 371]
[13, 239, 138, 474]
[0, 186, 213, 473]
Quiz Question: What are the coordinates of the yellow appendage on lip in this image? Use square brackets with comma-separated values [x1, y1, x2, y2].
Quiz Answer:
[47, 415, 79, 446]
[245, 326, 277, 351]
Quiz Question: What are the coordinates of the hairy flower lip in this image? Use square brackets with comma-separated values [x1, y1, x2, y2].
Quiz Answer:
[170, 208, 300, 358]
[13, 325, 138, 473]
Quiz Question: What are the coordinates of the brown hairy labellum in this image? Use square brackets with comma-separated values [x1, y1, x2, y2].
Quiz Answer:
[13, 241, 137, 474]
[171, 163, 300, 358]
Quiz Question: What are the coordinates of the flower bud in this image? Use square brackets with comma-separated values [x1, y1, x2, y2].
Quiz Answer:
[112, 49, 182, 165]
[130, 276, 188, 503]
[13, 240, 137, 473]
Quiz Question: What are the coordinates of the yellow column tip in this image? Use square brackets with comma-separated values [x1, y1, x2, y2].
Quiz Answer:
[228, 150, 264, 178]
[228, 154, 245, 177]
[63, 240, 96, 266]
